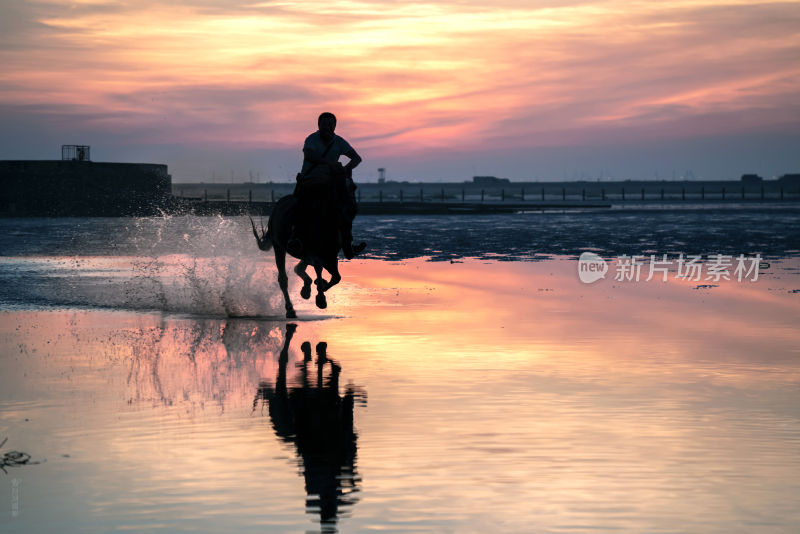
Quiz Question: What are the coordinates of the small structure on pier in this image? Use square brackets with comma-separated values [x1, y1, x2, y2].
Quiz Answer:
[61, 145, 91, 162]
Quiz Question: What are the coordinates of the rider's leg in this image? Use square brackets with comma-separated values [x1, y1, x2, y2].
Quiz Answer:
[340, 212, 366, 259]
[336, 175, 365, 259]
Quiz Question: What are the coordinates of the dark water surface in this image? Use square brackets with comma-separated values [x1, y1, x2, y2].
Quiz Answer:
[0, 206, 798, 261]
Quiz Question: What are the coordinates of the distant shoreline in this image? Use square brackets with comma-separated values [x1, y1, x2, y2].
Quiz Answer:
[2, 161, 797, 217]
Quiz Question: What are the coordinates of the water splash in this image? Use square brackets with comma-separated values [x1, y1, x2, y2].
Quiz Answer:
[0, 215, 285, 315]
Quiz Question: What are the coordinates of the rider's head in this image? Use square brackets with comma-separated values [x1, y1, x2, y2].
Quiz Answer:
[318, 112, 337, 136]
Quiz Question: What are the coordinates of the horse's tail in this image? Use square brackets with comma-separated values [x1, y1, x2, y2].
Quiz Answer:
[249, 215, 273, 252]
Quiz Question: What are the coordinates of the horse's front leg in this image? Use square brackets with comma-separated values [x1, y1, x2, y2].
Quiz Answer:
[293, 260, 313, 300]
[274, 247, 296, 319]
[313, 263, 328, 309]
[323, 258, 341, 292]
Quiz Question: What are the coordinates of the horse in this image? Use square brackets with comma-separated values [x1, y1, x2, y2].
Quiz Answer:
[250, 180, 351, 319]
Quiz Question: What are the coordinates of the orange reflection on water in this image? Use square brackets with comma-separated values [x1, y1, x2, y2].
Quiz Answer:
[324, 257, 800, 382]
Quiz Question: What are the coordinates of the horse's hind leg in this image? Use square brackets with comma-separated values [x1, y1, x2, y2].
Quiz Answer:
[275, 248, 296, 319]
[293, 260, 313, 300]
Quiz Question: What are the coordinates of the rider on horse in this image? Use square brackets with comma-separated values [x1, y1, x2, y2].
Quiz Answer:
[288, 112, 366, 260]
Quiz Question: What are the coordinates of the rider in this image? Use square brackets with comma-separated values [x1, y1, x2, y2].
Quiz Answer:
[288, 112, 366, 260]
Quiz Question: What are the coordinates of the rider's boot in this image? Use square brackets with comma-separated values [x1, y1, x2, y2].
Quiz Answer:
[340, 217, 366, 259]
[343, 241, 366, 260]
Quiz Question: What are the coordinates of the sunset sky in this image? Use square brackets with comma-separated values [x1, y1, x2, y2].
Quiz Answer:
[1, 0, 799, 182]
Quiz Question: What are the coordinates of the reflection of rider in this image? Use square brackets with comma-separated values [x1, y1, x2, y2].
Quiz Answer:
[289, 112, 366, 260]
[255, 324, 361, 530]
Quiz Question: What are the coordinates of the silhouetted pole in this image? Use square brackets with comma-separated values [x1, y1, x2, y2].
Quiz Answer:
[741, 187, 745, 200]
[621, 187, 625, 201]
[481, 189, 485, 202]
[660, 188, 664, 200]
[501, 188, 505, 201]
[562, 187, 566, 201]
[682, 188, 685, 200]
[722, 186, 726, 200]
[641, 188, 645, 200]
[602, 188, 605, 201]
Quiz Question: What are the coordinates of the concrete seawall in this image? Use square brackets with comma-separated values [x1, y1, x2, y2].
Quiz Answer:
[0, 160, 172, 216]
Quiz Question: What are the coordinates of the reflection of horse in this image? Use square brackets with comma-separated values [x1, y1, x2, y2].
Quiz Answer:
[254, 324, 364, 530]
[251, 174, 358, 318]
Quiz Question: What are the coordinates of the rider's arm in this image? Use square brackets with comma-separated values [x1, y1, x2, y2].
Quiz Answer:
[343, 148, 362, 171]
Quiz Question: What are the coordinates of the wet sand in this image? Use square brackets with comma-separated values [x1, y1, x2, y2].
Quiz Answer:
[1, 258, 799, 533]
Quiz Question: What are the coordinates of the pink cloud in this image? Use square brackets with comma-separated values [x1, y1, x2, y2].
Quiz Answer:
[1, 1, 798, 178]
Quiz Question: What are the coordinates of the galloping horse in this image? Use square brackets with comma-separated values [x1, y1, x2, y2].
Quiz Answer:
[250, 178, 354, 318]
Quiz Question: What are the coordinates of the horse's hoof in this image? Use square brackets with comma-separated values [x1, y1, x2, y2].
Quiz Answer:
[286, 309, 297, 319]
[315, 294, 327, 309]
[300, 285, 311, 300]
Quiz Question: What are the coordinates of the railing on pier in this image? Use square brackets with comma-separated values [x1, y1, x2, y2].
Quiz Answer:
[172, 183, 800, 205]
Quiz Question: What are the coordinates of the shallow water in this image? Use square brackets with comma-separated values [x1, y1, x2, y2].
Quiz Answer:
[1, 215, 799, 533]
[0, 207, 798, 262]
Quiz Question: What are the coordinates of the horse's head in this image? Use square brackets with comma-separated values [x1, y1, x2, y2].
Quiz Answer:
[249, 216, 273, 252]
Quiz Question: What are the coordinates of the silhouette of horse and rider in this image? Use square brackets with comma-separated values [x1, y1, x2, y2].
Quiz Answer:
[251, 112, 366, 318]
[254, 324, 364, 530]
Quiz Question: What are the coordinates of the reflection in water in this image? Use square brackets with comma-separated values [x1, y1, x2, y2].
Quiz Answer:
[255, 324, 365, 531]
[2, 257, 799, 532]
